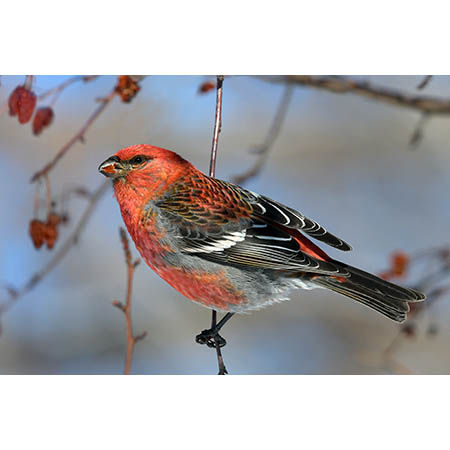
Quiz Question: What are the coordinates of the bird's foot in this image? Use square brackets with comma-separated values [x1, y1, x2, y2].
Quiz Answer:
[195, 328, 227, 348]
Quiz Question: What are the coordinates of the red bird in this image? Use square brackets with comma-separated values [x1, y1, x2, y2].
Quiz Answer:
[99, 144, 425, 346]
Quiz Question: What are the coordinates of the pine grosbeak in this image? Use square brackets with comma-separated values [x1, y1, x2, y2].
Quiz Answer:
[99, 145, 425, 344]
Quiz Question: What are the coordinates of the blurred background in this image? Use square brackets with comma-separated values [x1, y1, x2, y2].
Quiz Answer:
[1, 75, 449, 374]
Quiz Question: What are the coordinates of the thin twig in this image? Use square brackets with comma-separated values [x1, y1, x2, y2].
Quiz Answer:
[232, 85, 293, 185]
[259, 75, 450, 115]
[409, 112, 430, 148]
[209, 75, 224, 178]
[0, 101, 8, 117]
[30, 89, 116, 183]
[44, 174, 52, 211]
[0, 180, 109, 335]
[24, 76, 34, 90]
[417, 75, 433, 90]
[37, 75, 98, 102]
[207, 75, 228, 375]
[113, 228, 146, 375]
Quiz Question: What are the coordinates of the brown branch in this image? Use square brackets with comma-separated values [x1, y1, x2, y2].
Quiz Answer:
[0, 180, 109, 335]
[30, 89, 116, 183]
[113, 228, 146, 375]
[232, 85, 293, 185]
[207, 75, 228, 375]
[259, 75, 450, 115]
[37, 75, 98, 102]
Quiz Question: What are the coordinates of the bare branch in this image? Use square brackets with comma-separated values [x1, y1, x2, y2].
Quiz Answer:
[417, 75, 433, 90]
[207, 75, 229, 375]
[113, 228, 146, 375]
[0, 180, 109, 335]
[409, 113, 430, 148]
[380, 246, 450, 373]
[209, 75, 224, 178]
[232, 85, 293, 185]
[259, 75, 450, 115]
[30, 89, 116, 183]
[37, 76, 98, 102]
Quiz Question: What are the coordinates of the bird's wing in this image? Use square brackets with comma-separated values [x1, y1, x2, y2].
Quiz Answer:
[247, 191, 352, 251]
[155, 176, 349, 276]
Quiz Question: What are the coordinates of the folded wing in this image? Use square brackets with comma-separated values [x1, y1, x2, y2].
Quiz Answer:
[155, 176, 350, 276]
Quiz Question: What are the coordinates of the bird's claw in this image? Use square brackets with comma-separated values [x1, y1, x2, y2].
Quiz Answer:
[195, 329, 227, 348]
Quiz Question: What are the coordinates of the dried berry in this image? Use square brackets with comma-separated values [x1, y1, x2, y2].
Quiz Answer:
[379, 251, 410, 280]
[115, 76, 140, 103]
[29, 219, 46, 249]
[29, 213, 61, 250]
[391, 251, 409, 277]
[198, 81, 215, 94]
[32, 107, 54, 135]
[44, 222, 58, 249]
[8, 86, 37, 124]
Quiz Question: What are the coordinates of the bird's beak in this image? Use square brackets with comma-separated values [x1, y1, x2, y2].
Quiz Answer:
[98, 156, 126, 179]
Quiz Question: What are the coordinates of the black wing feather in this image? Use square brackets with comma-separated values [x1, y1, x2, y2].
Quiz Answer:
[248, 193, 352, 251]
[176, 218, 348, 276]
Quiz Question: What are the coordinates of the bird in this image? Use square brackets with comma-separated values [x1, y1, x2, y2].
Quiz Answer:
[99, 144, 425, 347]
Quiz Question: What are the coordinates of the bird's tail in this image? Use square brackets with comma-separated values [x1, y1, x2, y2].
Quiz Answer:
[311, 261, 426, 323]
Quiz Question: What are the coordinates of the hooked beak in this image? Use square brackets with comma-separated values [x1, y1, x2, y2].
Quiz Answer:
[98, 156, 126, 179]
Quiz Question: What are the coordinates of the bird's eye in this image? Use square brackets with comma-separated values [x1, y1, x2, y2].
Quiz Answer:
[130, 155, 145, 165]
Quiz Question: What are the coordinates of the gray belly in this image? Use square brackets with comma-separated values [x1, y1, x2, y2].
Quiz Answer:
[162, 250, 320, 313]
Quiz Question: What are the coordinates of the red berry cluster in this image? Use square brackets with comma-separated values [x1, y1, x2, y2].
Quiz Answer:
[8, 80, 54, 135]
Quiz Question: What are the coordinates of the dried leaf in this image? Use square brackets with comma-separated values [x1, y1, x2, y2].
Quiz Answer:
[115, 76, 140, 103]
[198, 81, 215, 94]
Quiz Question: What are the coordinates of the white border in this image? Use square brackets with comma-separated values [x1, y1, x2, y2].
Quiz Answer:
[2, 1, 450, 74]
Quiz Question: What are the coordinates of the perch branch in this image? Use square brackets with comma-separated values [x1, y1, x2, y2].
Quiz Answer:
[207, 75, 228, 375]
[0, 180, 109, 335]
[232, 85, 293, 185]
[259, 76, 450, 115]
[209, 76, 224, 178]
[113, 228, 146, 375]
[30, 89, 116, 183]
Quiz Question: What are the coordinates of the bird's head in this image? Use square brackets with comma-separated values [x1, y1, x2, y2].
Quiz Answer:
[99, 144, 193, 197]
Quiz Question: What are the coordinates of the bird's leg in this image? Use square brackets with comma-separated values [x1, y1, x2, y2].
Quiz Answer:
[195, 312, 235, 349]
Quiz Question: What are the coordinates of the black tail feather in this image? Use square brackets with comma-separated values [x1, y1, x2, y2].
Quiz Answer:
[312, 261, 426, 323]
